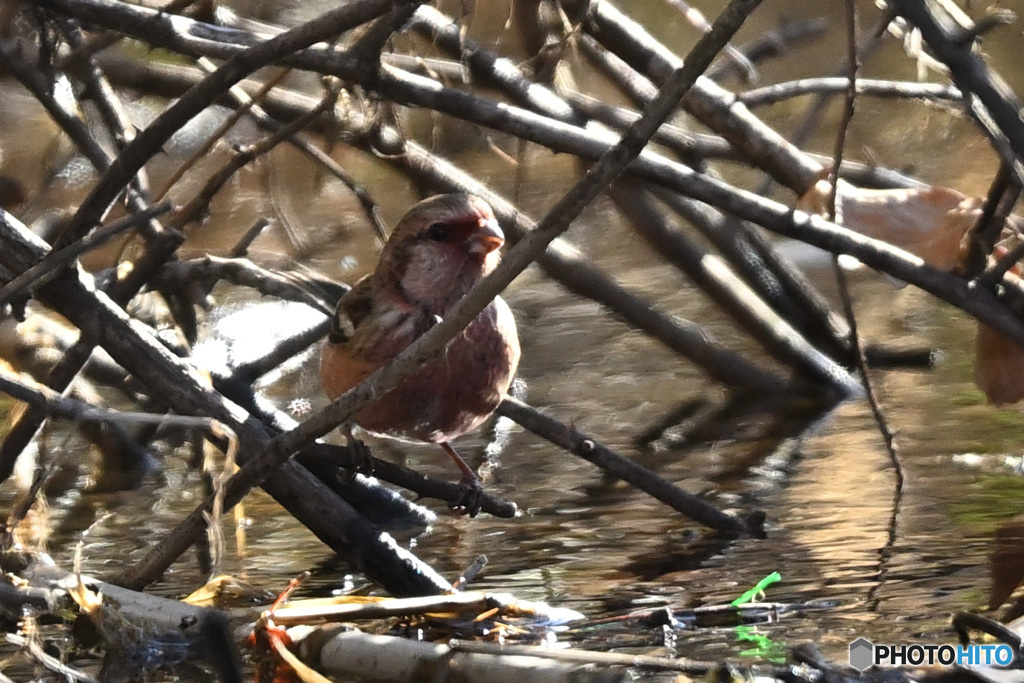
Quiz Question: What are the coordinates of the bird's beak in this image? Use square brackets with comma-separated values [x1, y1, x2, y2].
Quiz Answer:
[469, 217, 505, 255]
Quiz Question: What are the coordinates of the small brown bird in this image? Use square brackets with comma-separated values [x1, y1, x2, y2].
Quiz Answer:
[320, 194, 520, 511]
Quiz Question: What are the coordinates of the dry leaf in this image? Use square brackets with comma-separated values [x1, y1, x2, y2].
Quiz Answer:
[797, 179, 981, 270]
[975, 323, 1024, 406]
[975, 248, 1024, 406]
[183, 574, 274, 606]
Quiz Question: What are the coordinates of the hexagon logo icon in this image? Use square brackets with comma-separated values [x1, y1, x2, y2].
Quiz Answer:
[849, 638, 874, 671]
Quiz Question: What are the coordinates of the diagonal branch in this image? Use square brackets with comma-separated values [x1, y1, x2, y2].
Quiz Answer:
[35, 0, 414, 244]
[886, 0, 1024, 182]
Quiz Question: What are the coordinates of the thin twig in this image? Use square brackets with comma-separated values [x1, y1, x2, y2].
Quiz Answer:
[39, 0, 406, 242]
[156, 256, 341, 316]
[155, 61, 292, 202]
[0, 202, 173, 309]
[739, 76, 962, 107]
[170, 87, 338, 229]
[826, 0, 904, 615]
[0, 367, 221, 431]
[497, 397, 761, 537]
[826, 0, 903, 485]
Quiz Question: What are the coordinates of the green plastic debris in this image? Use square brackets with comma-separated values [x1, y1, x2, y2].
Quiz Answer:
[730, 571, 781, 607]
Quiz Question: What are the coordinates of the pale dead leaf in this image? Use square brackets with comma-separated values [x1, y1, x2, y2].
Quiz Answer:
[183, 574, 274, 607]
[797, 179, 981, 270]
[975, 323, 1024, 406]
[975, 248, 1024, 406]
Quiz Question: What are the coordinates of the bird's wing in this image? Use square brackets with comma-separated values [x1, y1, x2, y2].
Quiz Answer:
[328, 276, 374, 344]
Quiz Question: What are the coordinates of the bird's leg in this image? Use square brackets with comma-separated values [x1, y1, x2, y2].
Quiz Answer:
[440, 442, 483, 517]
[344, 425, 375, 479]
[440, 441, 477, 482]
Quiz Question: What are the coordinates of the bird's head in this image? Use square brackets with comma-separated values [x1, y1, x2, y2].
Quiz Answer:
[378, 194, 505, 311]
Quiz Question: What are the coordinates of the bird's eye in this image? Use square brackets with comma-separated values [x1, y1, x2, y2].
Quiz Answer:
[426, 222, 449, 241]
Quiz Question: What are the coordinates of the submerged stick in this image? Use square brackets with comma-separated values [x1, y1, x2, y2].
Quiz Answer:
[298, 629, 624, 683]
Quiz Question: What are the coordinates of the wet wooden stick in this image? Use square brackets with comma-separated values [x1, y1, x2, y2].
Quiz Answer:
[573, 0, 821, 191]
[610, 182, 860, 395]
[0, 203, 172, 309]
[0, 35, 182, 480]
[497, 397, 762, 538]
[156, 256, 342, 316]
[0, 208, 451, 596]
[887, 0, 1024, 182]
[575, 29, 851, 362]
[407, 5, 582, 124]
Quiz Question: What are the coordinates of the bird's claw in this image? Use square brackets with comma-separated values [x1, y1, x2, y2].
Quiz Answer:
[450, 478, 484, 518]
[344, 438, 375, 481]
